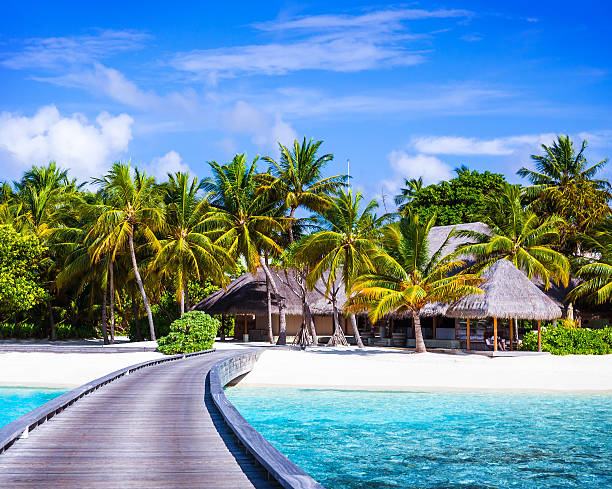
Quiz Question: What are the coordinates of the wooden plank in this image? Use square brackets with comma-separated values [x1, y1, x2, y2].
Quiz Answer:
[0, 351, 282, 489]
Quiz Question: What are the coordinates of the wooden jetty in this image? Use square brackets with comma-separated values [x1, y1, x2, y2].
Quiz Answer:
[0, 350, 281, 488]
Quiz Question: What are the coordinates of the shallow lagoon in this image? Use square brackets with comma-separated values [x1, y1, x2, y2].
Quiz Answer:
[226, 387, 612, 488]
[0, 387, 66, 428]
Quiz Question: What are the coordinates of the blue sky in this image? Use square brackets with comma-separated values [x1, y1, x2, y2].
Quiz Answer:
[1, 0, 611, 206]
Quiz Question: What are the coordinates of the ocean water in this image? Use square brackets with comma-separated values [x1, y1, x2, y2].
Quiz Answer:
[226, 387, 612, 489]
[0, 387, 67, 428]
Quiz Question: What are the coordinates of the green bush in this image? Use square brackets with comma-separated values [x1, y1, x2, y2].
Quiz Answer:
[157, 311, 219, 355]
[0, 323, 14, 338]
[520, 325, 612, 355]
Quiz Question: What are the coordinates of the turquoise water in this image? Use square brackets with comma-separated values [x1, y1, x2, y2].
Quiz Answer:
[226, 387, 612, 488]
[0, 387, 67, 428]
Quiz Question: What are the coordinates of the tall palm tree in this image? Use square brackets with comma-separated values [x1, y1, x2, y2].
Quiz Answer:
[294, 190, 387, 347]
[567, 218, 612, 304]
[261, 137, 343, 243]
[348, 211, 483, 352]
[153, 172, 233, 316]
[394, 177, 423, 211]
[455, 184, 570, 289]
[202, 155, 288, 343]
[89, 162, 162, 341]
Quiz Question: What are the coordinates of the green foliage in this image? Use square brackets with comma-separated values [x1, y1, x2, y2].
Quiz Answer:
[520, 325, 612, 355]
[0, 323, 39, 339]
[157, 311, 219, 354]
[54, 323, 97, 340]
[0, 225, 48, 320]
[408, 168, 506, 225]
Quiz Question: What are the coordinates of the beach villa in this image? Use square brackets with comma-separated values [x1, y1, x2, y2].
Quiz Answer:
[194, 222, 607, 350]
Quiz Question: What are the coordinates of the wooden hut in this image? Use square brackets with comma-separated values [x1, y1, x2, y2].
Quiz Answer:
[445, 259, 563, 351]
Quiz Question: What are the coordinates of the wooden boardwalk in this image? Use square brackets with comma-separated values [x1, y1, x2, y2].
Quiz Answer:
[0, 350, 280, 488]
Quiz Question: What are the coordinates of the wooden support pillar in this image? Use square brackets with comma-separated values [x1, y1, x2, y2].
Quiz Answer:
[466, 317, 471, 351]
[432, 317, 437, 340]
[537, 320, 542, 352]
[493, 317, 498, 352]
[509, 318, 513, 351]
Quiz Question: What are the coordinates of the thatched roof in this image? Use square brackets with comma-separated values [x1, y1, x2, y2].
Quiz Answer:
[427, 221, 490, 259]
[445, 259, 563, 320]
[192, 268, 348, 316]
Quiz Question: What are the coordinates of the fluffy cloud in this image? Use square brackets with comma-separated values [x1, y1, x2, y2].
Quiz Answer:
[146, 150, 191, 180]
[412, 134, 557, 155]
[222, 101, 297, 150]
[0, 105, 133, 182]
[383, 150, 453, 195]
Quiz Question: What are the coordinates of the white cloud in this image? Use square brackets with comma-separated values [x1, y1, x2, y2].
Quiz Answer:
[412, 134, 557, 155]
[1, 30, 149, 69]
[388, 151, 453, 186]
[0, 105, 133, 182]
[253, 8, 471, 31]
[146, 150, 191, 180]
[35, 63, 199, 114]
[221, 101, 297, 150]
[172, 8, 471, 81]
[461, 34, 484, 42]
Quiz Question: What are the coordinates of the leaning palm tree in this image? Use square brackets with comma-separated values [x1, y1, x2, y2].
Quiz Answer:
[348, 211, 483, 352]
[294, 190, 387, 347]
[89, 162, 162, 341]
[153, 172, 233, 316]
[454, 184, 570, 289]
[261, 137, 344, 243]
[567, 218, 612, 304]
[202, 155, 288, 343]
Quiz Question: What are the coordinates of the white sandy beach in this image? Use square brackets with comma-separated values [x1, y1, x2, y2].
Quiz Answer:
[0, 352, 164, 388]
[238, 347, 612, 392]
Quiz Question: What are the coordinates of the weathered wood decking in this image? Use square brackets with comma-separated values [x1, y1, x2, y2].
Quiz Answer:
[0, 350, 280, 488]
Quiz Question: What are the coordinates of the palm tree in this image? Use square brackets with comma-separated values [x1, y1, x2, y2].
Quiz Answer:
[518, 136, 611, 251]
[153, 172, 233, 316]
[261, 137, 344, 243]
[14, 162, 78, 339]
[394, 177, 423, 211]
[455, 184, 570, 289]
[294, 190, 387, 347]
[518, 135, 610, 193]
[202, 155, 288, 343]
[89, 163, 162, 341]
[348, 211, 483, 352]
[260, 137, 344, 344]
[567, 218, 612, 304]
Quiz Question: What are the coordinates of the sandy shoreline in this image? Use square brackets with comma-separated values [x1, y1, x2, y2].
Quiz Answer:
[1, 342, 611, 392]
[237, 347, 612, 393]
[0, 352, 164, 388]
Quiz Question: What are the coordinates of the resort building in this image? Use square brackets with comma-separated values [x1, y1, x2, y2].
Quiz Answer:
[193, 222, 604, 349]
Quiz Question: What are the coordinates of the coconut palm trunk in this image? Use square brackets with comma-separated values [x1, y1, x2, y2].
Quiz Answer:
[265, 275, 274, 344]
[327, 294, 348, 346]
[109, 261, 115, 343]
[349, 314, 364, 348]
[128, 228, 156, 341]
[412, 310, 427, 353]
[260, 257, 287, 345]
[101, 285, 109, 345]
[304, 300, 318, 345]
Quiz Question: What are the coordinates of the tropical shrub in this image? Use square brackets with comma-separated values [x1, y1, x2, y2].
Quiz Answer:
[157, 311, 219, 354]
[520, 325, 612, 355]
[0, 323, 38, 339]
[0, 226, 48, 322]
[54, 323, 97, 340]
